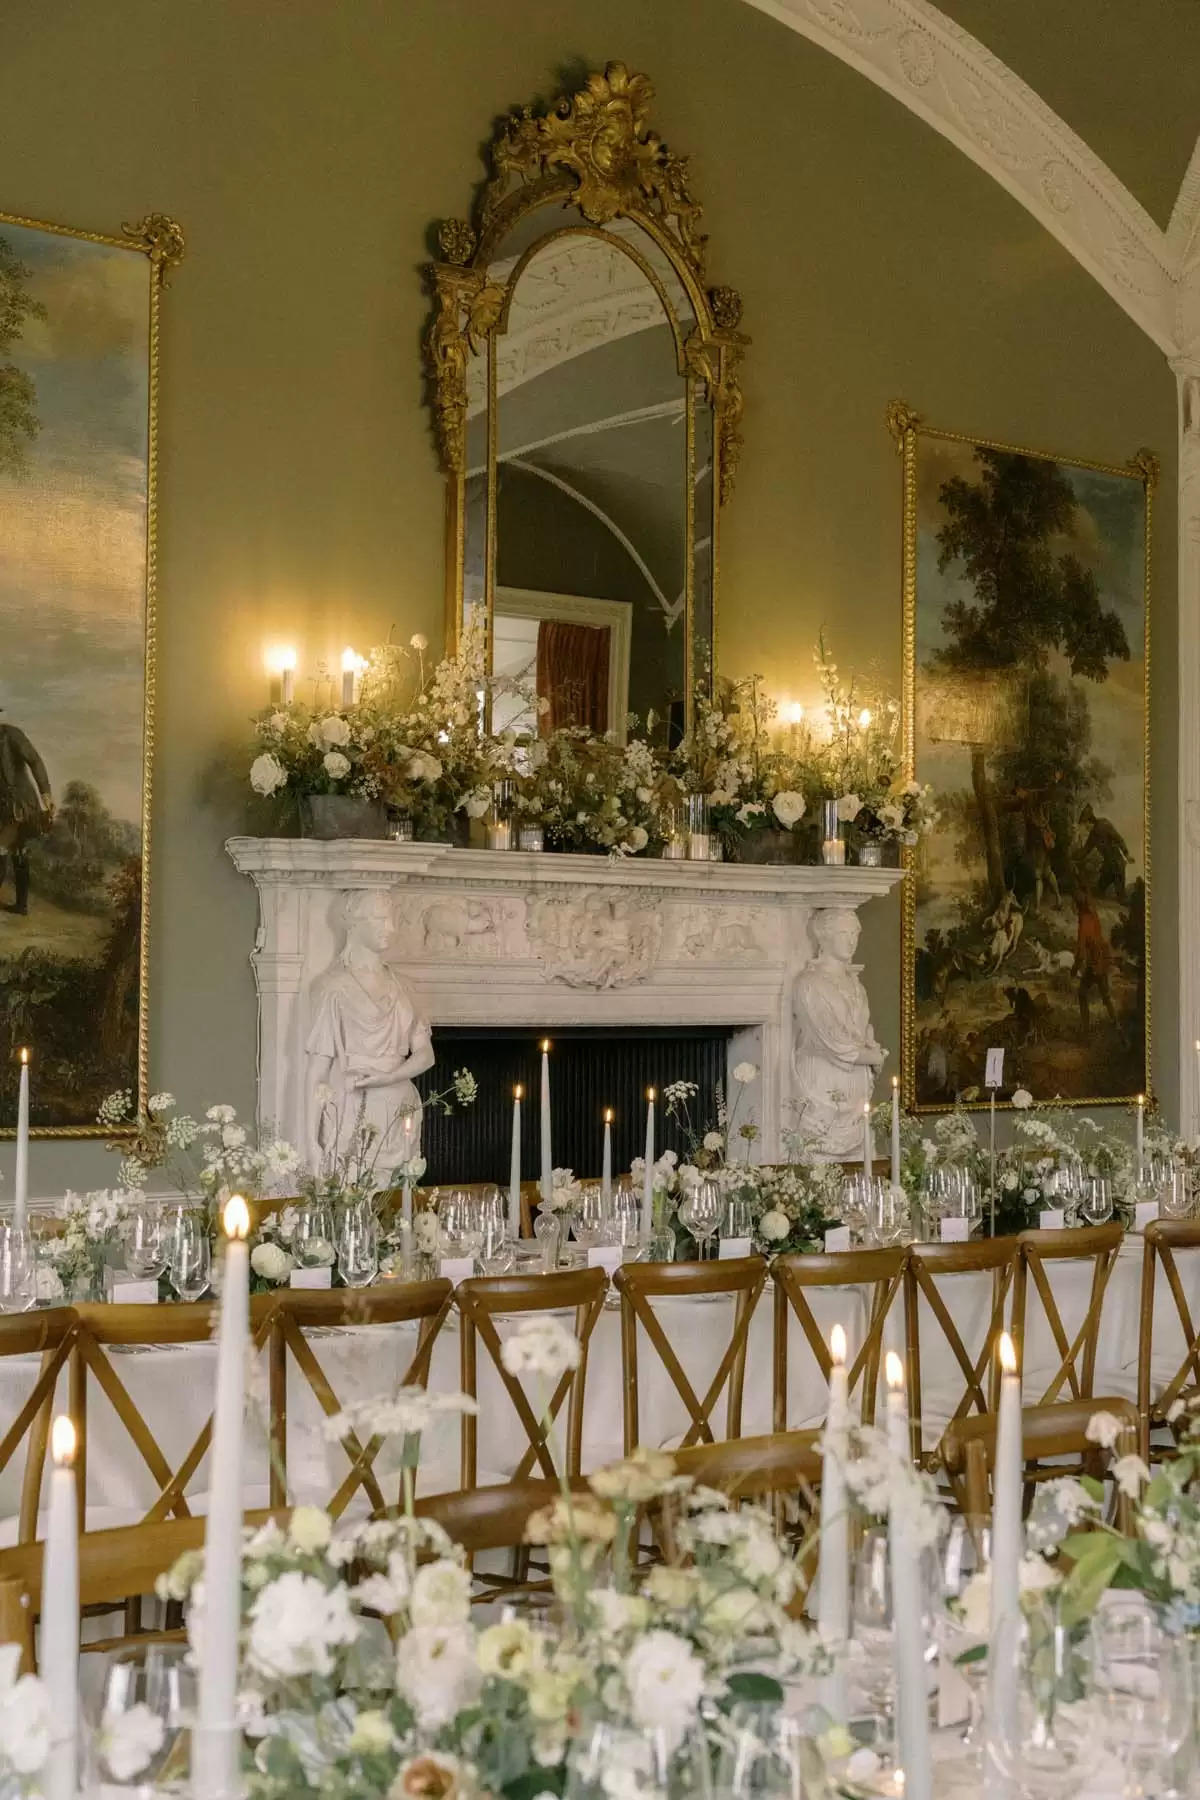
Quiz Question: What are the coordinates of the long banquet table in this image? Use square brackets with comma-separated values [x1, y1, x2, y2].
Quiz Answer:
[0, 1234, 1195, 1538]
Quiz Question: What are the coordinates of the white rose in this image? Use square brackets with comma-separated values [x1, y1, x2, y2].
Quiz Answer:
[99, 1704, 165, 1782]
[394, 1624, 481, 1730]
[323, 751, 351, 780]
[732, 1061, 758, 1084]
[626, 825, 648, 852]
[1012, 1089, 1033, 1109]
[250, 1243, 291, 1283]
[1085, 1410, 1124, 1450]
[246, 1572, 358, 1680]
[836, 792, 863, 823]
[772, 790, 806, 829]
[409, 1559, 472, 1627]
[319, 714, 351, 748]
[624, 1630, 705, 1750]
[347, 1709, 394, 1755]
[463, 787, 491, 819]
[250, 753, 288, 796]
[760, 1209, 790, 1243]
[288, 1505, 332, 1553]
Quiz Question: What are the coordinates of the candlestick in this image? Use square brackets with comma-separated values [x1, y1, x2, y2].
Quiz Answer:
[890, 1076, 901, 1191]
[862, 1101, 873, 1180]
[42, 1415, 78, 1800]
[1136, 1093, 1145, 1181]
[341, 646, 361, 709]
[989, 1089, 997, 1237]
[539, 1041, 552, 1207]
[401, 1115, 414, 1226]
[265, 645, 296, 706]
[602, 1109, 613, 1208]
[817, 1324, 850, 1723]
[640, 1088, 656, 1237]
[509, 1085, 523, 1238]
[13, 1048, 29, 1232]
[194, 1196, 250, 1800]
[987, 1330, 1022, 1797]
[884, 1353, 932, 1800]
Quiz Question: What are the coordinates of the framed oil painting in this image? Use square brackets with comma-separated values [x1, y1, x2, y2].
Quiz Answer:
[892, 403, 1156, 1111]
[0, 208, 182, 1136]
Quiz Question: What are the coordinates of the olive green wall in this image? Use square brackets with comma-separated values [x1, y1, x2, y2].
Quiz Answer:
[0, 0, 1177, 1193]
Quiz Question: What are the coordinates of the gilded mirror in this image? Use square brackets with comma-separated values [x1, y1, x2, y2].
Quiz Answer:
[426, 62, 746, 739]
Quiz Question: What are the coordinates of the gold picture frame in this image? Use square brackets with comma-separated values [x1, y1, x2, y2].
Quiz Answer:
[0, 207, 183, 1137]
[891, 402, 1156, 1112]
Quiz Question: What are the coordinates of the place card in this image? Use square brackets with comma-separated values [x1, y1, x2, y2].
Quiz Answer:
[1038, 1209, 1066, 1231]
[938, 1656, 973, 1729]
[940, 1217, 969, 1242]
[1134, 1199, 1159, 1232]
[719, 1236, 753, 1260]
[438, 1256, 475, 1287]
[108, 1276, 159, 1305]
[984, 1047, 1005, 1089]
[587, 1246, 623, 1278]
[824, 1226, 851, 1253]
[290, 1267, 332, 1289]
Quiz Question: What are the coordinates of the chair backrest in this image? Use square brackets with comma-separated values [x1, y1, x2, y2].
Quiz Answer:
[1137, 1221, 1200, 1448]
[0, 1309, 78, 1548]
[944, 1396, 1139, 1530]
[1013, 1223, 1123, 1405]
[454, 1268, 607, 1486]
[614, 1256, 767, 1455]
[772, 1248, 906, 1434]
[267, 1280, 454, 1514]
[671, 1428, 822, 1502]
[905, 1237, 1018, 1465]
[415, 1475, 571, 1556]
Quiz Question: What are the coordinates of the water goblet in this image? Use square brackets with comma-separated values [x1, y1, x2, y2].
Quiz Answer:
[169, 1213, 211, 1302]
[1081, 1176, 1113, 1226]
[124, 1200, 166, 1281]
[869, 1185, 907, 1248]
[610, 1180, 643, 1250]
[1091, 1597, 1194, 1800]
[335, 1200, 378, 1288]
[0, 1221, 36, 1313]
[679, 1179, 723, 1259]
[571, 1184, 608, 1250]
[91, 1643, 197, 1796]
[723, 1194, 754, 1243]
[292, 1202, 335, 1271]
[1158, 1165, 1193, 1220]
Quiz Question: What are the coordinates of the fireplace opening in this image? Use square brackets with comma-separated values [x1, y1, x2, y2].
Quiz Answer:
[414, 1026, 740, 1186]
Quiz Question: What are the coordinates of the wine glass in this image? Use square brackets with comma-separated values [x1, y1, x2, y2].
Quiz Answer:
[0, 1221, 36, 1313]
[124, 1201, 166, 1280]
[851, 1528, 898, 1747]
[1081, 1176, 1113, 1226]
[1158, 1165, 1193, 1221]
[168, 1213, 210, 1302]
[840, 1173, 874, 1239]
[1091, 1598, 1194, 1799]
[936, 1516, 992, 1769]
[335, 1200, 378, 1288]
[868, 1185, 907, 1248]
[986, 1603, 1091, 1800]
[90, 1643, 196, 1795]
[566, 1717, 711, 1800]
[679, 1179, 722, 1259]
[723, 1194, 754, 1243]
[571, 1185, 608, 1250]
[610, 1181, 643, 1250]
[292, 1201, 335, 1270]
[713, 1703, 816, 1800]
[479, 1195, 514, 1275]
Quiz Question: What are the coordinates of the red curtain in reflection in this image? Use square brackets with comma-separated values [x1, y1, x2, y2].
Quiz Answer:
[536, 621, 610, 735]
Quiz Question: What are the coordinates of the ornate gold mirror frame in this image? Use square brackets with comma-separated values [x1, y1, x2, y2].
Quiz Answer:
[425, 61, 747, 720]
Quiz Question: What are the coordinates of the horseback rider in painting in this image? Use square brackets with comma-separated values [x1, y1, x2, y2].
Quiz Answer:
[0, 708, 54, 916]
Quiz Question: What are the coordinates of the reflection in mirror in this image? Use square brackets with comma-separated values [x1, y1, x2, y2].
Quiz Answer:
[464, 224, 697, 745]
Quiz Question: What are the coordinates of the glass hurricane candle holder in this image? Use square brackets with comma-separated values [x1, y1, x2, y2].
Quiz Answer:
[821, 799, 845, 866]
[660, 801, 687, 859]
[687, 793, 711, 861]
[487, 779, 515, 851]
[387, 810, 414, 843]
[518, 823, 545, 853]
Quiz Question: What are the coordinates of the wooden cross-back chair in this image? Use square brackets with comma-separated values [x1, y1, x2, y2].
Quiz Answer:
[942, 1396, 1140, 1533]
[1012, 1223, 1123, 1406]
[904, 1236, 1018, 1471]
[267, 1279, 454, 1515]
[772, 1247, 906, 1436]
[0, 1308, 78, 1549]
[1137, 1220, 1200, 1458]
[455, 1268, 606, 1487]
[614, 1256, 767, 1456]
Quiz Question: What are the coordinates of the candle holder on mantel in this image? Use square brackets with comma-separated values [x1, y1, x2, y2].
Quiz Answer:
[660, 800, 687, 860]
[687, 794, 711, 861]
[487, 779, 515, 852]
[821, 800, 845, 867]
[518, 823, 544, 852]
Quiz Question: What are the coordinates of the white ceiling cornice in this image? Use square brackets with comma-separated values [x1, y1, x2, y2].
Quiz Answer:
[739, 0, 1190, 356]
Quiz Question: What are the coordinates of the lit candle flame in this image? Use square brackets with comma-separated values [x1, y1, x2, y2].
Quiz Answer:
[999, 1330, 1017, 1375]
[223, 1195, 250, 1241]
[265, 645, 297, 674]
[540, 1039, 551, 1054]
[647, 1087, 656, 1103]
[830, 1323, 847, 1365]
[604, 1108, 613, 1124]
[51, 1415, 76, 1467]
[858, 707, 872, 729]
[18, 1047, 29, 1067]
[785, 701, 804, 724]
[884, 1349, 904, 1391]
[341, 646, 358, 673]
[892, 1074, 899, 1090]
[1137, 1093, 1145, 1107]
[514, 1084, 523, 1101]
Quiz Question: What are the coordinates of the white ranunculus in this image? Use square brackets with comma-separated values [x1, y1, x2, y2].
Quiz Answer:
[703, 1131, 724, 1152]
[246, 1571, 359, 1680]
[1011, 1088, 1033, 1109]
[250, 1242, 291, 1283]
[288, 1505, 332, 1553]
[625, 825, 648, 852]
[476, 1619, 538, 1679]
[323, 750, 351, 780]
[836, 792, 863, 823]
[99, 1702, 164, 1781]
[463, 787, 491, 819]
[1112, 1453, 1150, 1498]
[250, 752, 288, 796]
[347, 1709, 394, 1756]
[500, 1314, 581, 1381]
[319, 714, 351, 747]
[759, 1209, 790, 1243]
[409, 1559, 472, 1627]
[772, 790, 806, 829]
[0, 1645, 49, 1776]
[1085, 1410, 1124, 1450]
[732, 1061, 758, 1085]
[408, 751, 443, 783]
[624, 1630, 705, 1748]
[394, 1624, 481, 1730]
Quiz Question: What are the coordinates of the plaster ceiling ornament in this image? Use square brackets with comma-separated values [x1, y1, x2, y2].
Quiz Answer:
[526, 889, 665, 989]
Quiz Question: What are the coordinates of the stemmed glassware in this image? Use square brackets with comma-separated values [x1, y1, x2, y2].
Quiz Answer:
[610, 1181, 643, 1251]
[1157, 1165, 1193, 1221]
[89, 1643, 196, 1795]
[1080, 1175, 1113, 1225]
[124, 1200, 167, 1282]
[292, 1201, 335, 1272]
[679, 1179, 722, 1258]
[866, 1186, 908, 1248]
[935, 1515, 992, 1771]
[712, 1702, 816, 1800]
[335, 1199, 378, 1288]
[0, 1220, 37, 1313]
[478, 1186, 514, 1274]
[1091, 1599, 1194, 1799]
[571, 1185, 609, 1251]
[168, 1212, 210, 1302]
[440, 1190, 485, 1262]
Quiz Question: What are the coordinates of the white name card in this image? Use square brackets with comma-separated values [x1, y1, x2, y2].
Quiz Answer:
[109, 1276, 160, 1305]
[824, 1226, 852, 1253]
[985, 1047, 1005, 1088]
[290, 1267, 332, 1289]
[938, 1657, 973, 1729]
[719, 1236, 753, 1261]
[587, 1246, 623, 1277]
[940, 1217, 969, 1242]
[1135, 1200, 1159, 1232]
[439, 1256, 475, 1287]
[1038, 1209, 1066, 1231]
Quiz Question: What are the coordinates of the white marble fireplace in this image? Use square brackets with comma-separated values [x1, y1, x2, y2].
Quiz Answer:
[226, 838, 904, 1164]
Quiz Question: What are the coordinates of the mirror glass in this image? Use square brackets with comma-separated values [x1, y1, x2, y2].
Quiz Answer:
[464, 219, 702, 744]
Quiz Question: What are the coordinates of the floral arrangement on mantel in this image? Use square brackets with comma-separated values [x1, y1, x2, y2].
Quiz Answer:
[246, 620, 937, 861]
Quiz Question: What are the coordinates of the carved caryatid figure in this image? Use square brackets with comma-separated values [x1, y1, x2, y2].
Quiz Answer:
[306, 889, 434, 1172]
[792, 908, 886, 1158]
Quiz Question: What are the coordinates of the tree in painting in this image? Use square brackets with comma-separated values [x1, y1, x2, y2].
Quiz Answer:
[912, 442, 1147, 1106]
[0, 236, 44, 473]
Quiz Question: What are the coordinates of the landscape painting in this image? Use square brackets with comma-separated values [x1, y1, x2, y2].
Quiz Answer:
[0, 211, 164, 1133]
[899, 412, 1153, 1109]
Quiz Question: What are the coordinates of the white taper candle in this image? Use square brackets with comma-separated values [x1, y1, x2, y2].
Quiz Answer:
[539, 1041, 552, 1206]
[862, 1100, 873, 1180]
[13, 1048, 29, 1232]
[884, 1352, 932, 1800]
[401, 1114, 414, 1226]
[816, 1324, 850, 1723]
[602, 1109, 613, 1207]
[640, 1088, 656, 1236]
[987, 1330, 1022, 1799]
[509, 1085, 523, 1238]
[891, 1076, 901, 1192]
[42, 1415, 78, 1800]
